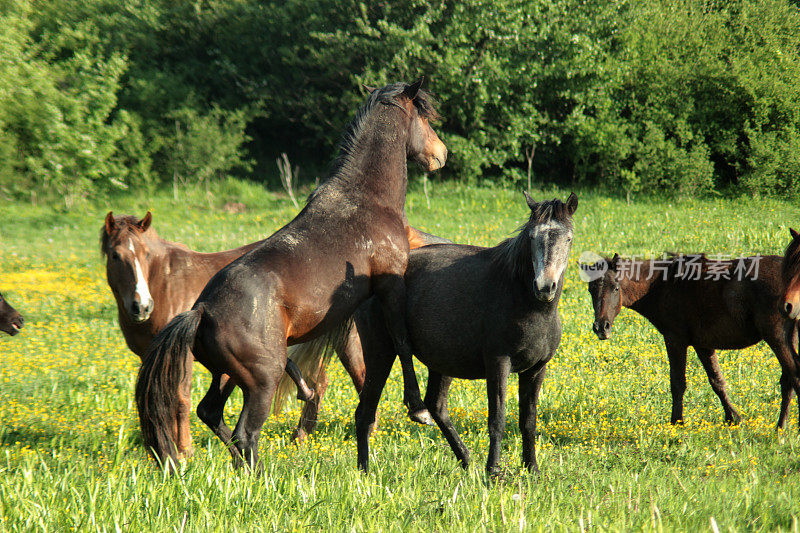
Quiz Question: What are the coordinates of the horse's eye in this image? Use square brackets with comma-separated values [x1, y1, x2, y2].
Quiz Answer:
[613, 286, 619, 292]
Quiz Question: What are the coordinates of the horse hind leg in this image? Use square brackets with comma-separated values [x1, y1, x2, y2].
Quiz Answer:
[229, 346, 286, 472]
[372, 274, 432, 425]
[197, 373, 238, 460]
[694, 347, 741, 425]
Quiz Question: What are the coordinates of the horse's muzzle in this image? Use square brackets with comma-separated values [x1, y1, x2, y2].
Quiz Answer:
[592, 320, 612, 340]
[534, 279, 558, 302]
[130, 300, 154, 323]
[427, 144, 448, 172]
[4, 314, 23, 336]
[782, 301, 800, 321]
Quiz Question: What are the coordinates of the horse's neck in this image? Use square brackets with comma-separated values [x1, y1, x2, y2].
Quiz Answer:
[324, 112, 409, 214]
[620, 260, 660, 308]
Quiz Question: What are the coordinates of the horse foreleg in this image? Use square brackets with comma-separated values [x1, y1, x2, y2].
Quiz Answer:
[519, 361, 547, 473]
[765, 327, 800, 431]
[485, 356, 511, 477]
[175, 351, 195, 459]
[695, 347, 740, 425]
[665, 340, 688, 425]
[285, 359, 316, 402]
[293, 365, 329, 443]
[778, 372, 795, 430]
[372, 274, 432, 425]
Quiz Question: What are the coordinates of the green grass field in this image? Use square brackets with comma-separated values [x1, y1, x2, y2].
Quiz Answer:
[2, 180, 800, 531]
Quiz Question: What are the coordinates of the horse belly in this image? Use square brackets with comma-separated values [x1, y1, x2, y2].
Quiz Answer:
[414, 346, 486, 380]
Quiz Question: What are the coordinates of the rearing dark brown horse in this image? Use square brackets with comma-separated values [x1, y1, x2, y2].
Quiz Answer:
[104, 212, 449, 454]
[136, 80, 447, 469]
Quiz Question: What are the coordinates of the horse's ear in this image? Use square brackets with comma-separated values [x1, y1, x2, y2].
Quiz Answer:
[791, 228, 799, 239]
[361, 83, 377, 95]
[566, 192, 579, 215]
[523, 191, 536, 210]
[403, 77, 424, 100]
[104, 212, 115, 235]
[137, 212, 152, 232]
[609, 253, 620, 272]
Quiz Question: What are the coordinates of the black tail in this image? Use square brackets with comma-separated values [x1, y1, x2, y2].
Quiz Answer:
[135, 307, 203, 469]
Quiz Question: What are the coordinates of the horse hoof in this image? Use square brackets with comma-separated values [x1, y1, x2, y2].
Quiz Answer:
[291, 429, 308, 444]
[409, 408, 434, 426]
[178, 447, 195, 460]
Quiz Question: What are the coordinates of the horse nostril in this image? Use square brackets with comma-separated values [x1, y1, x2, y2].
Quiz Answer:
[593, 322, 600, 332]
[548, 282, 556, 293]
[786, 302, 793, 315]
[603, 322, 612, 334]
[131, 301, 141, 314]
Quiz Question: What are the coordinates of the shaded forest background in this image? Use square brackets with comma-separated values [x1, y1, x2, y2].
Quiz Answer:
[2, 0, 800, 206]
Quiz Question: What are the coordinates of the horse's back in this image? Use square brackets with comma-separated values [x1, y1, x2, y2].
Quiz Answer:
[650, 255, 784, 348]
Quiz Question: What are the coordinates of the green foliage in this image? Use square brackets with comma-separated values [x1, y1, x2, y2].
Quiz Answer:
[166, 106, 253, 189]
[2, 0, 800, 203]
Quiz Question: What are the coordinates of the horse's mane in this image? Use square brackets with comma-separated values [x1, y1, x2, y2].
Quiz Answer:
[308, 82, 440, 203]
[490, 198, 574, 280]
[784, 237, 800, 282]
[100, 216, 150, 256]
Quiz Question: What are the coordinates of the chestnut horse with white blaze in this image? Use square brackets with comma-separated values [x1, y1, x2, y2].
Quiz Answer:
[136, 80, 447, 470]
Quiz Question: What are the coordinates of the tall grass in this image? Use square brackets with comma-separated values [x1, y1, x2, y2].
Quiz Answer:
[1, 181, 800, 530]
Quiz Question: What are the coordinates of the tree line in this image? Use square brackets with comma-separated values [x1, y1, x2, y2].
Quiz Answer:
[1, 0, 799, 206]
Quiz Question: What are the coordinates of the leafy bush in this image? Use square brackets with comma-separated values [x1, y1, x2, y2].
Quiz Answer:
[3, 0, 800, 203]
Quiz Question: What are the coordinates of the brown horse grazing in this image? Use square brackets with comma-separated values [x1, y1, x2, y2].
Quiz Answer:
[0, 290, 24, 336]
[354, 193, 578, 475]
[588, 253, 800, 429]
[136, 80, 447, 470]
[103, 213, 449, 452]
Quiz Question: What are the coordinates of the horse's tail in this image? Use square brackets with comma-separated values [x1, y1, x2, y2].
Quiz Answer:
[135, 306, 203, 470]
[270, 318, 352, 415]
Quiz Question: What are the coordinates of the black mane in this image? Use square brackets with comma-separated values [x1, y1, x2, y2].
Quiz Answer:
[308, 82, 439, 203]
[491, 198, 574, 280]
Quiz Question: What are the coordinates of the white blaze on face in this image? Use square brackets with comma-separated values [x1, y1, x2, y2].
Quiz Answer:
[129, 239, 153, 311]
[531, 220, 571, 292]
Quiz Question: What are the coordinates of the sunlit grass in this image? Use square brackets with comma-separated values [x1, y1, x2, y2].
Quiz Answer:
[1, 181, 800, 530]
